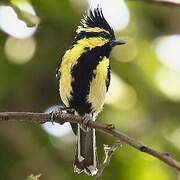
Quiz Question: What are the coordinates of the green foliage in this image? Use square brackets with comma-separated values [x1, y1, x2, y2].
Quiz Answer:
[0, 0, 179, 180]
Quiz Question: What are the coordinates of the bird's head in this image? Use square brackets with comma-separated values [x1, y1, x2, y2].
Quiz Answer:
[73, 8, 125, 49]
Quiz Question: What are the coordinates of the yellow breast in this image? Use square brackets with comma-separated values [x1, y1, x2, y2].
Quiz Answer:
[87, 57, 109, 113]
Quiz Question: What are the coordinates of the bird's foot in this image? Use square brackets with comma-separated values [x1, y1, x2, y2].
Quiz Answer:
[81, 114, 93, 132]
[50, 106, 75, 125]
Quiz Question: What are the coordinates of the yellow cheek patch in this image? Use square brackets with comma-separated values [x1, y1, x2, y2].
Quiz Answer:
[59, 37, 108, 107]
[87, 57, 109, 113]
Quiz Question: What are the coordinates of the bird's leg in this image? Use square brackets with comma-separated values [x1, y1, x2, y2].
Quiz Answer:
[50, 105, 75, 124]
[81, 114, 93, 132]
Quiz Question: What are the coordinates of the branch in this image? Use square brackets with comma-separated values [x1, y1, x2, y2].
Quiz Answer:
[95, 142, 121, 180]
[0, 112, 180, 171]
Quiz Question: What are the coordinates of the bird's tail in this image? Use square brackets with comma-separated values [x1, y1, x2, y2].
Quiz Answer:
[73, 124, 98, 176]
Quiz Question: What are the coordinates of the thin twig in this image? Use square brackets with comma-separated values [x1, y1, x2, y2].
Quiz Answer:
[0, 112, 180, 171]
[26, 174, 41, 180]
[11, 4, 40, 27]
[95, 142, 121, 180]
[0, 1, 40, 27]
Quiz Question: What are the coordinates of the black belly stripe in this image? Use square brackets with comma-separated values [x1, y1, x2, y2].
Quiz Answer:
[70, 48, 100, 115]
[70, 45, 111, 115]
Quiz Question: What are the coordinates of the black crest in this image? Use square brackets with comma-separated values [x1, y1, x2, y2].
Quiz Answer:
[82, 8, 114, 38]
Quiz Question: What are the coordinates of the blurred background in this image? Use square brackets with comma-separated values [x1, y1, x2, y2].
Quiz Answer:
[0, 0, 180, 179]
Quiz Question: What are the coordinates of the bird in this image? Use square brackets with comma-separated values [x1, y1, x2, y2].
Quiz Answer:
[56, 7, 125, 176]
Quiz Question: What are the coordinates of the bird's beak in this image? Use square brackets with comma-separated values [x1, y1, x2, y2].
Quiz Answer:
[111, 39, 126, 47]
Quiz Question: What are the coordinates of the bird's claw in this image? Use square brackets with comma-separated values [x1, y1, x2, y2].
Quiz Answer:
[81, 115, 92, 132]
[50, 106, 75, 125]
